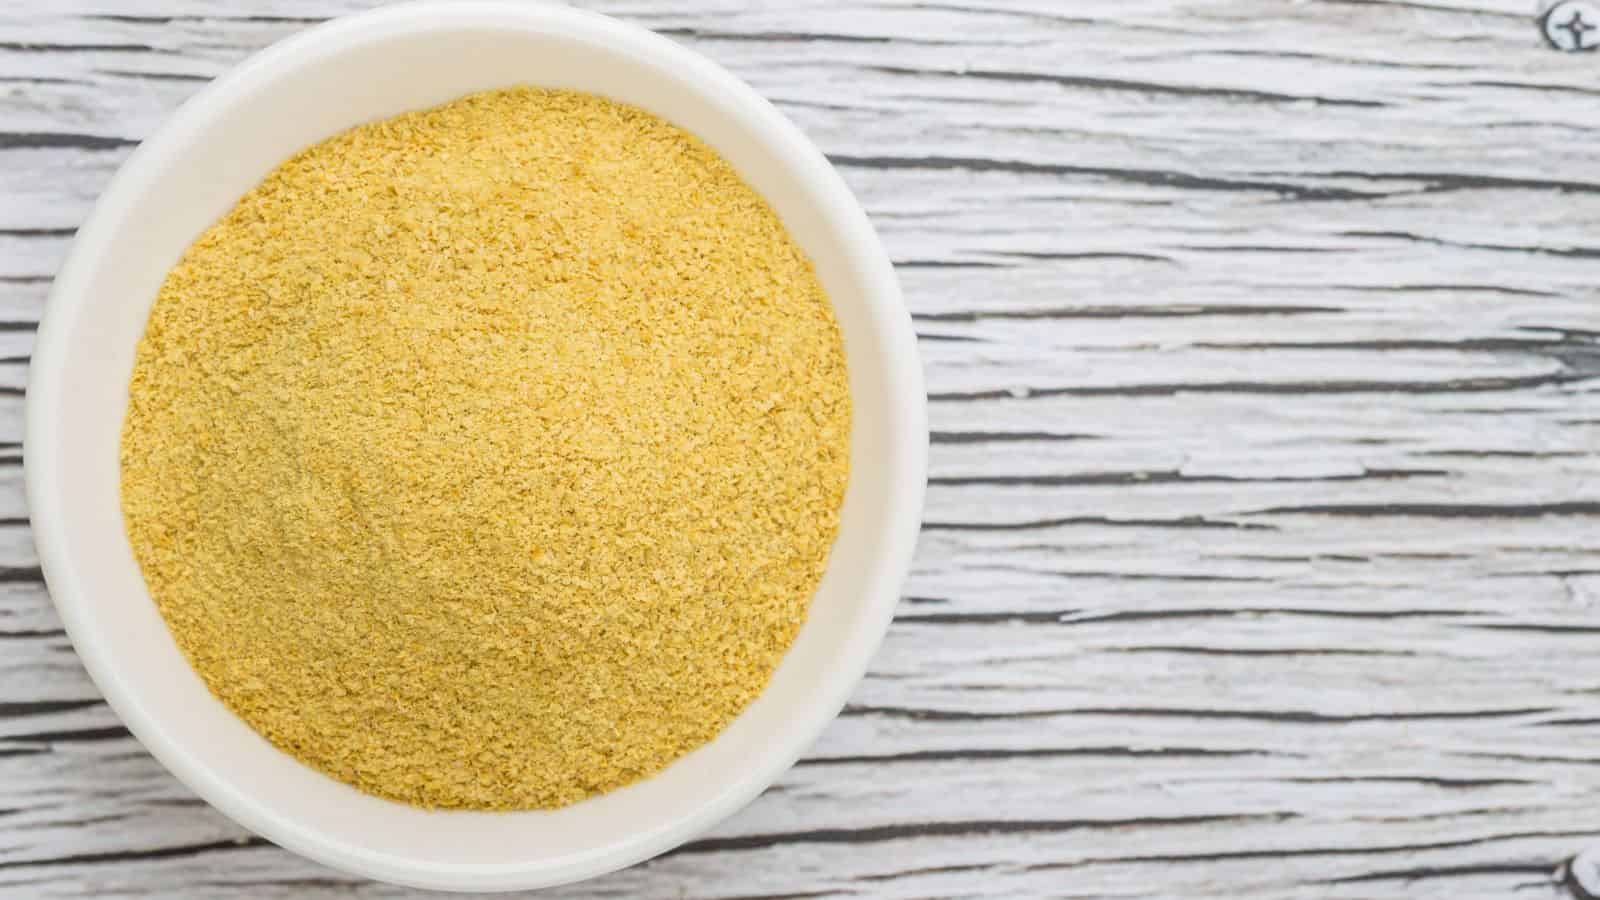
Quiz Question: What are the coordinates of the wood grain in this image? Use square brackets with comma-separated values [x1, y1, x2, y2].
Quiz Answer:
[4, 0, 1600, 897]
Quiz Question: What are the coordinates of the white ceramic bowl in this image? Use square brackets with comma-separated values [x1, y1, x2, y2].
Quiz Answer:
[24, 2, 925, 891]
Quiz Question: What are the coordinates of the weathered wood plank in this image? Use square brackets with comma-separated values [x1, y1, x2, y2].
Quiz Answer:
[4, 0, 1600, 897]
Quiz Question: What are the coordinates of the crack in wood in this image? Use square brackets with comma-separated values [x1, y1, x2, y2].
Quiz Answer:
[1186, 338, 1591, 353]
[0, 838, 269, 871]
[929, 430, 1100, 444]
[0, 76, 88, 85]
[893, 259, 1007, 269]
[827, 154, 1374, 200]
[800, 746, 1274, 766]
[855, 863, 993, 883]
[929, 372, 1587, 402]
[1259, 775, 1539, 789]
[1258, 170, 1600, 195]
[0, 567, 44, 583]
[658, 27, 893, 43]
[1416, 449, 1587, 459]
[1166, 47, 1476, 72]
[1320, 861, 1555, 884]
[1025, 828, 1600, 872]
[95, 69, 211, 82]
[672, 813, 1293, 855]
[0, 132, 135, 151]
[987, 250, 1177, 263]
[1457, 752, 1600, 766]
[894, 607, 1488, 626]
[0, 42, 173, 54]
[842, 704, 1555, 724]
[960, 565, 1269, 583]
[1342, 229, 1600, 258]
[864, 64, 1387, 107]
[1452, 80, 1600, 97]
[922, 516, 1269, 532]
[0, 228, 74, 238]
[1322, 283, 1561, 297]
[1171, 244, 1347, 253]
[1314, 0, 1524, 19]
[1251, 502, 1600, 518]
[189, 877, 365, 889]
[862, 1, 1100, 28]
[913, 304, 1343, 322]
[79, 14, 330, 24]
[0, 700, 103, 719]
[1465, 623, 1600, 634]
[927, 468, 1449, 487]
[1115, 645, 1415, 657]
[1, 726, 131, 744]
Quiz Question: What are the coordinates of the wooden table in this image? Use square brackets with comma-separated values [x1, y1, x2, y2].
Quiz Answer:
[6, 1, 1600, 897]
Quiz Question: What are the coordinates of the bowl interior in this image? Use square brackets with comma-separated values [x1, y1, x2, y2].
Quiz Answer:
[29, 4, 922, 890]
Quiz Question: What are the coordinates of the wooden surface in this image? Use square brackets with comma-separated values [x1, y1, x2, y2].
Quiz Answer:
[5, 0, 1600, 897]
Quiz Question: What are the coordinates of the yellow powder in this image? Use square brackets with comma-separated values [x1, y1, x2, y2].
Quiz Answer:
[118, 87, 850, 810]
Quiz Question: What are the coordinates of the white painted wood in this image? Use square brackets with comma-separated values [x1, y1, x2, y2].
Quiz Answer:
[5, 1, 1600, 896]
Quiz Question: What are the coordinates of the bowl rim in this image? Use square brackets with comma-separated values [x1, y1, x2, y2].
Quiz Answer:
[23, 0, 927, 891]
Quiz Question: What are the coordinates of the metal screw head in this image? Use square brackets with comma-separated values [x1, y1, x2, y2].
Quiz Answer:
[1541, 0, 1600, 51]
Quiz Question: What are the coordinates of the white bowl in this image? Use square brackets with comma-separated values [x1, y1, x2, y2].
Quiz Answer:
[24, 2, 926, 891]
